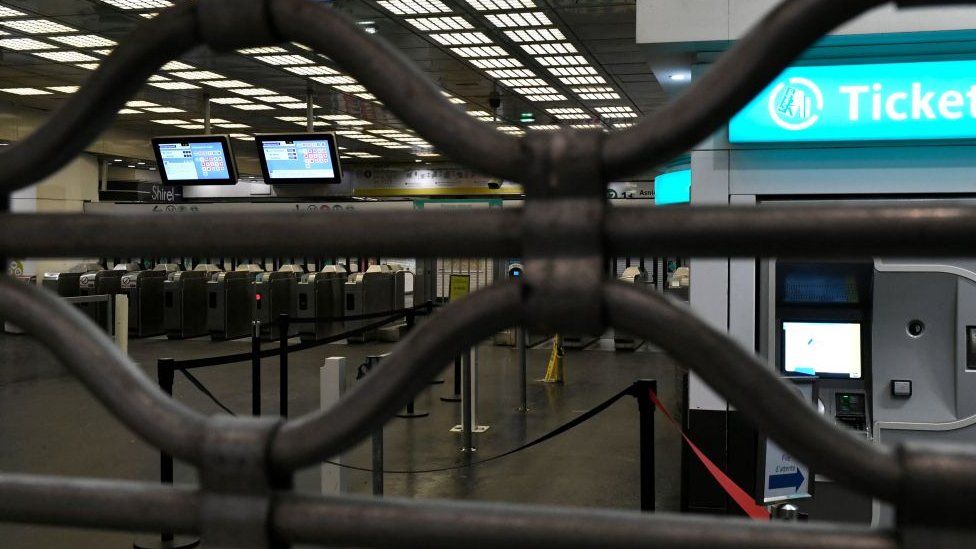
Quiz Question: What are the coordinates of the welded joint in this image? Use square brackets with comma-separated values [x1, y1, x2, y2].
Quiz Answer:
[896, 443, 976, 532]
[200, 416, 290, 549]
[196, 0, 280, 51]
[521, 130, 607, 335]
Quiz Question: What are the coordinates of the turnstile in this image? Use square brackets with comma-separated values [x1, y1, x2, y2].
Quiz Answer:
[41, 262, 103, 297]
[79, 265, 131, 329]
[252, 265, 302, 341]
[208, 265, 263, 340]
[122, 267, 168, 338]
[165, 265, 221, 339]
[344, 266, 396, 343]
[413, 258, 436, 310]
[297, 265, 347, 342]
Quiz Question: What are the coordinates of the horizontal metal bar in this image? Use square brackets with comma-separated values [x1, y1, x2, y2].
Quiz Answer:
[0, 211, 522, 259]
[0, 473, 198, 535]
[604, 282, 902, 502]
[0, 277, 209, 464]
[9, 205, 976, 259]
[273, 493, 896, 549]
[606, 205, 976, 257]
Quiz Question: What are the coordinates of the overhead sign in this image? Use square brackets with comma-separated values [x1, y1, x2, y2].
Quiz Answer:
[730, 60, 976, 143]
[654, 169, 691, 205]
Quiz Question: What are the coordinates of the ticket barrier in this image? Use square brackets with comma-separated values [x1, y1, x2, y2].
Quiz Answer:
[344, 266, 396, 344]
[78, 264, 134, 329]
[164, 264, 222, 339]
[297, 265, 347, 342]
[208, 264, 265, 340]
[41, 262, 103, 298]
[413, 258, 436, 310]
[252, 265, 302, 341]
[614, 266, 651, 351]
[122, 265, 174, 338]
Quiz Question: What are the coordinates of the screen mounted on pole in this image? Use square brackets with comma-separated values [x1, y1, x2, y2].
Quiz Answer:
[151, 135, 238, 185]
[255, 133, 343, 185]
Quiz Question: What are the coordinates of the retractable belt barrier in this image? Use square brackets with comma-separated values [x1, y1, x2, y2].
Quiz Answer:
[4, 0, 976, 547]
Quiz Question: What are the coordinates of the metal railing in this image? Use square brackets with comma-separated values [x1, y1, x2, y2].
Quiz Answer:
[0, 0, 974, 547]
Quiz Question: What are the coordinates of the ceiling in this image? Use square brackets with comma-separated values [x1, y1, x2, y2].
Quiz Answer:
[0, 0, 664, 174]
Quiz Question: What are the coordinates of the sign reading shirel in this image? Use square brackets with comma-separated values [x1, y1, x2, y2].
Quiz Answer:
[730, 60, 976, 143]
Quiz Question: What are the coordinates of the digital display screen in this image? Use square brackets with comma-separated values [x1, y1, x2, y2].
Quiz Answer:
[152, 135, 237, 185]
[783, 322, 861, 379]
[256, 133, 342, 184]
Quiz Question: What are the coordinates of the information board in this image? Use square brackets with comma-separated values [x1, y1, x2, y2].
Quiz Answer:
[152, 135, 237, 185]
[256, 133, 342, 184]
[757, 378, 817, 504]
[448, 274, 471, 302]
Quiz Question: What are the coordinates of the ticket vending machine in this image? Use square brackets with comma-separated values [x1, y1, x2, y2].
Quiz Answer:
[208, 264, 264, 340]
[165, 264, 222, 339]
[297, 265, 347, 342]
[251, 265, 302, 341]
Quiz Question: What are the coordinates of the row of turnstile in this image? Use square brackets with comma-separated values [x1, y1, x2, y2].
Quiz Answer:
[41, 262, 425, 342]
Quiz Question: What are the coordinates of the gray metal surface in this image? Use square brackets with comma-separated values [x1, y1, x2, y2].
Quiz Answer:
[2, 0, 976, 547]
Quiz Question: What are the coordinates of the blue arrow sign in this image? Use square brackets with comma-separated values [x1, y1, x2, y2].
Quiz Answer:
[768, 469, 805, 491]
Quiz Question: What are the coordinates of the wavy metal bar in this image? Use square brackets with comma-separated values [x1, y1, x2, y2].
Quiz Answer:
[0, 473, 199, 534]
[0, 3, 199, 194]
[0, 211, 523, 258]
[603, 281, 901, 501]
[270, 282, 523, 471]
[274, 492, 895, 549]
[602, 0, 888, 178]
[0, 277, 208, 464]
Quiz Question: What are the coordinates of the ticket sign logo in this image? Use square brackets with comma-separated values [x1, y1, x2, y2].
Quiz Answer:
[730, 60, 976, 143]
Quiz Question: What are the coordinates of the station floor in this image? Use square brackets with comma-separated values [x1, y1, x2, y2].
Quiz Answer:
[0, 321, 685, 548]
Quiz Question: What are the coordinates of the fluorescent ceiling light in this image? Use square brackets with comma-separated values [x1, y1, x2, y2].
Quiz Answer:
[117, 108, 141, 114]
[170, 70, 224, 80]
[151, 119, 188, 125]
[613, 123, 635, 129]
[161, 61, 193, 70]
[256, 95, 299, 103]
[406, 17, 472, 32]
[284, 65, 338, 76]
[47, 86, 80, 93]
[232, 104, 275, 111]
[231, 88, 276, 96]
[51, 35, 116, 48]
[254, 54, 313, 66]
[191, 118, 228, 124]
[229, 134, 252, 140]
[486, 69, 536, 79]
[311, 75, 357, 85]
[144, 106, 185, 113]
[176, 124, 204, 130]
[74, 63, 101, 70]
[201, 80, 252, 88]
[33, 50, 98, 63]
[501, 78, 547, 87]
[504, 28, 564, 43]
[535, 55, 587, 67]
[522, 42, 576, 55]
[0, 87, 51, 95]
[450, 46, 507, 58]
[321, 114, 356, 121]
[0, 19, 76, 34]
[276, 116, 308, 123]
[238, 46, 287, 55]
[335, 85, 367, 93]
[214, 122, 249, 129]
[149, 81, 200, 90]
[528, 125, 560, 130]
[577, 93, 619, 101]
[548, 66, 597, 76]
[98, 0, 173, 9]
[0, 38, 56, 51]
[377, 0, 449, 15]
[336, 120, 372, 126]
[668, 72, 691, 82]
[430, 32, 491, 46]
[0, 7, 26, 17]
[470, 58, 522, 69]
[126, 100, 158, 107]
[278, 102, 311, 110]
[465, 0, 535, 10]
[485, 12, 551, 28]
[559, 75, 605, 85]
[523, 94, 566, 102]
[93, 49, 113, 55]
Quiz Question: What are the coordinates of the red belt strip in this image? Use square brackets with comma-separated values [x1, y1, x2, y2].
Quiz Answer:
[647, 388, 770, 521]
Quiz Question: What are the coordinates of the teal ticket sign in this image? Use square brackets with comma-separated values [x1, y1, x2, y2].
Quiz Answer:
[730, 59, 976, 143]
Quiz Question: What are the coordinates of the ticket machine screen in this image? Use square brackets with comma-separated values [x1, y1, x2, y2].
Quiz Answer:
[783, 321, 862, 379]
[255, 133, 342, 184]
[152, 135, 237, 185]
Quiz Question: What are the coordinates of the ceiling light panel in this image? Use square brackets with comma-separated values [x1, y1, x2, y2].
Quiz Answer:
[0, 7, 25, 17]
[237, 46, 287, 55]
[33, 50, 98, 62]
[284, 65, 338, 76]
[559, 75, 606, 85]
[484, 12, 551, 28]
[429, 32, 491, 46]
[210, 97, 252, 105]
[231, 88, 276, 96]
[548, 66, 597, 76]
[170, 70, 224, 80]
[126, 100, 158, 108]
[465, 0, 535, 9]
[1, 87, 51, 95]
[406, 17, 472, 32]
[51, 35, 116, 48]
[144, 106, 184, 113]
[523, 94, 566, 102]
[47, 86, 79, 93]
[232, 104, 275, 111]
[253, 54, 313, 65]
[151, 119, 188, 125]
[98, 0, 173, 9]
[0, 19, 76, 34]
[377, 0, 449, 14]
[0, 38, 55, 50]
[117, 108, 141, 114]
[470, 58, 522, 69]
[450, 46, 507, 58]
[149, 81, 200, 90]
[500, 78, 547, 87]
[486, 69, 536, 79]
[201, 80, 252, 88]
[504, 28, 563, 43]
[311, 75, 356, 85]
[161, 61, 193, 70]
[522, 42, 576, 55]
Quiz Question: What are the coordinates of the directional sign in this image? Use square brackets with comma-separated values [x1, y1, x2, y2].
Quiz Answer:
[757, 378, 816, 504]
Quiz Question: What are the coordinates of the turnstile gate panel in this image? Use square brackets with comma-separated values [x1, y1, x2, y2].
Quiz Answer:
[208, 270, 254, 340]
[164, 270, 211, 339]
[122, 270, 167, 338]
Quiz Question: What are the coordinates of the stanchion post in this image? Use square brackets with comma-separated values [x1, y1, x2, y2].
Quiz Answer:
[397, 307, 430, 418]
[441, 355, 462, 402]
[133, 359, 199, 549]
[251, 320, 261, 416]
[372, 429, 384, 496]
[278, 313, 289, 418]
[461, 350, 474, 452]
[633, 379, 657, 512]
[517, 326, 528, 412]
